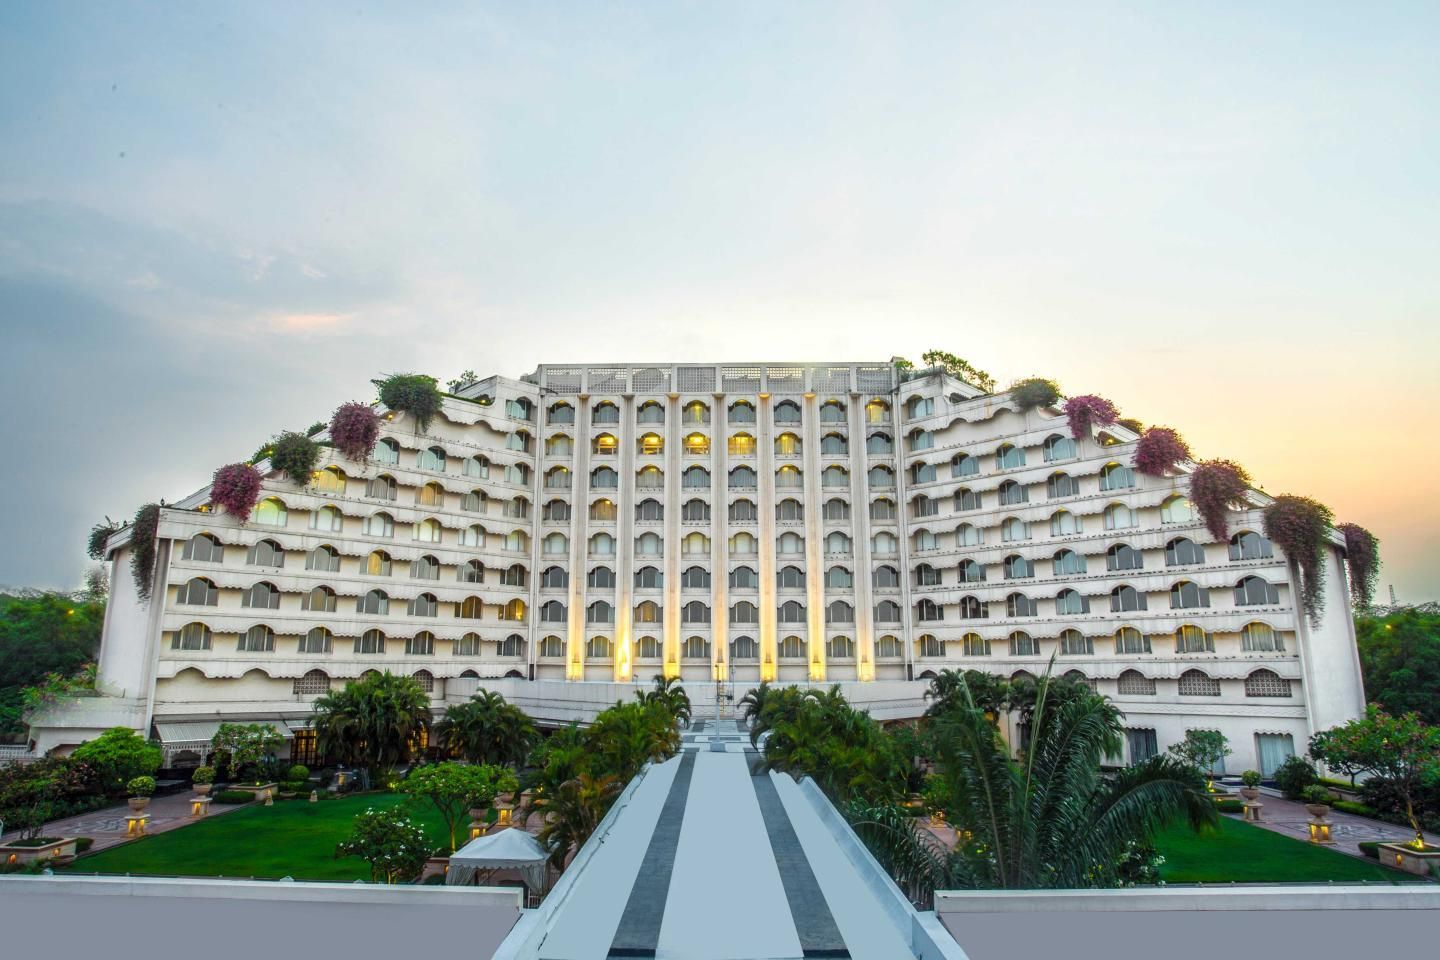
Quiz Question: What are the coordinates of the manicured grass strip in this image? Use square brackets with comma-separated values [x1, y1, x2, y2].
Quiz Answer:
[67, 794, 448, 882]
[1154, 816, 1410, 884]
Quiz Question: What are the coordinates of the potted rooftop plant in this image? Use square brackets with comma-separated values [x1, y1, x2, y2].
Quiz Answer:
[191, 765, 215, 797]
[1239, 769, 1262, 801]
[127, 775, 156, 813]
[1300, 784, 1334, 819]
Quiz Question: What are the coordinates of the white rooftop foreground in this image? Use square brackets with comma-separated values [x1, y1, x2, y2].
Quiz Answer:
[494, 720, 964, 960]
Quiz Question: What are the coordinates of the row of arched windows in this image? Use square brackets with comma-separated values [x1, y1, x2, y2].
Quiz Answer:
[546, 398, 884, 427]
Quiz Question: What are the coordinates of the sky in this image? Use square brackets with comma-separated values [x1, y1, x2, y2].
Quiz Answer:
[0, 2, 1436, 601]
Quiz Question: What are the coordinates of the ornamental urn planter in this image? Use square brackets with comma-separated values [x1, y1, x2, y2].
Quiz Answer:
[127, 797, 150, 814]
[1239, 787, 1260, 801]
[1304, 802, 1332, 819]
[193, 783, 212, 797]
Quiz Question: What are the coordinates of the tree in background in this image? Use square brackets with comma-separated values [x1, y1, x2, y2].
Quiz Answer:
[1355, 606, 1440, 725]
[399, 762, 519, 852]
[311, 671, 432, 784]
[756, 685, 908, 805]
[636, 674, 692, 727]
[1167, 730, 1232, 781]
[335, 806, 431, 883]
[210, 722, 284, 783]
[0, 591, 104, 736]
[1309, 706, 1440, 848]
[69, 727, 160, 795]
[434, 689, 538, 768]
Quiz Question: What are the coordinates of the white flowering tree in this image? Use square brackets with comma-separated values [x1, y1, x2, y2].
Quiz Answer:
[335, 807, 431, 883]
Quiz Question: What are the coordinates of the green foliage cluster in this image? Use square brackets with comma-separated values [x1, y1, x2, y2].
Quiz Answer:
[87, 520, 120, 561]
[434, 689, 539, 768]
[1240, 769, 1262, 788]
[1262, 494, 1335, 626]
[0, 592, 102, 735]
[378, 373, 444, 433]
[213, 789, 256, 804]
[211, 722, 285, 783]
[129, 503, 162, 601]
[1166, 729, 1231, 776]
[918, 349, 996, 393]
[310, 671, 432, 783]
[1008, 377, 1062, 412]
[1299, 784, 1336, 806]
[1337, 523, 1381, 609]
[335, 806, 432, 883]
[635, 675, 692, 727]
[399, 761, 518, 851]
[127, 775, 156, 797]
[266, 431, 322, 484]
[1214, 798, 1245, 814]
[1356, 607, 1440, 725]
[71, 727, 161, 795]
[191, 765, 216, 785]
[0, 755, 104, 840]
[1309, 706, 1440, 844]
[1272, 755, 1319, 800]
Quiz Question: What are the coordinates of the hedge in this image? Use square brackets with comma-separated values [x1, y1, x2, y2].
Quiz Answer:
[212, 789, 256, 804]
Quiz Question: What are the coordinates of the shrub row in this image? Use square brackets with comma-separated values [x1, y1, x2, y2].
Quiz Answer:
[212, 790, 255, 805]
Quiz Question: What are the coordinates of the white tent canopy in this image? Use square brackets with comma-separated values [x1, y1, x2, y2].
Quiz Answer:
[446, 828, 550, 891]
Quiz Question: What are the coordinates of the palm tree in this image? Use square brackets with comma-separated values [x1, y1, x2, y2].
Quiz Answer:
[858, 668, 1216, 893]
[311, 671, 432, 783]
[536, 773, 622, 868]
[434, 690, 538, 768]
[738, 683, 773, 745]
[637, 674, 691, 727]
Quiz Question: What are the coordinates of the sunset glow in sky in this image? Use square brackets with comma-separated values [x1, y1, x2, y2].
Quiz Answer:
[1, 3, 1436, 600]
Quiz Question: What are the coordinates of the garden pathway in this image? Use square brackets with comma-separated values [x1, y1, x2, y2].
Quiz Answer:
[1, 791, 245, 853]
[1238, 792, 1438, 861]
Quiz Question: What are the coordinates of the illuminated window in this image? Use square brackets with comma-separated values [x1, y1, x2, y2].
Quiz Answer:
[590, 498, 618, 522]
[313, 466, 346, 493]
[592, 433, 619, 456]
[775, 465, 802, 487]
[301, 585, 337, 613]
[684, 433, 710, 455]
[365, 550, 392, 577]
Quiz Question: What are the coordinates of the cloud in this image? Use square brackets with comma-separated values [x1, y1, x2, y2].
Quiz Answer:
[270, 311, 351, 332]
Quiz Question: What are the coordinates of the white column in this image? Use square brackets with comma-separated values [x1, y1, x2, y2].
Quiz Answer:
[801, 391, 827, 681]
[848, 392, 877, 681]
[663, 393, 683, 678]
[757, 394, 778, 681]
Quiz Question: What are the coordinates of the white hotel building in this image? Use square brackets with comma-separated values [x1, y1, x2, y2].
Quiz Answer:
[30, 361, 1365, 774]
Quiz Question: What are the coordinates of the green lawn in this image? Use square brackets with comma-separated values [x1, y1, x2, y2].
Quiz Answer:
[1153, 816, 1409, 884]
[68, 793, 450, 882]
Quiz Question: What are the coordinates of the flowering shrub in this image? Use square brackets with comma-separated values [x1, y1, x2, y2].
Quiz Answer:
[378, 373, 444, 433]
[210, 463, 263, 521]
[1187, 460, 1251, 542]
[1009, 377, 1061, 412]
[1062, 395, 1118, 440]
[268, 432, 321, 484]
[1132, 427, 1190, 476]
[129, 503, 162, 601]
[335, 807, 432, 883]
[329, 402, 382, 461]
[1263, 494, 1334, 625]
[1336, 522, 1381, 610]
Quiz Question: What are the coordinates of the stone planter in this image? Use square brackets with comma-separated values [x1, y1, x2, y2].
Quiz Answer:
[1304, 802, 1331, 819]
[193, 783, 212, 797]
[127, 797, 150, 813]
[0, 838, 77, 867]
[1239, 787, 1260, 801]
[231, 782, 278, 802]
[1377, 842, 1440, 878]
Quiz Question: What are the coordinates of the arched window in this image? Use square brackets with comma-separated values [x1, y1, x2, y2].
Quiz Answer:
[541, 566, 566, 589]
[1043, 434, 1077, 461]
[1099, 462, 1136, 491]
[684, 432, 710, 455]
[638, 636, 662, 660]
[1166, 537, 1206, 566]
[683, 400, 711, 425]
[591, 466, 619, 489]
[509, 430, 534, 455]
[777, 565, 805, 589]
[731, 601, 759, 624]
[634, 600, 662, 624]
[868, 432, 894, 455]
[1175, 624, 1213, 653]
[956, 523, 982, 547]
[869, 465, 896, 488]
[905, 395, 934, 419]
[172, 622, 212, 651]
[548, 402, 575, 425]
[1104, 503, 1137, 530]
[913, 494, 938, 519]
[637, 400, 665, 424]
[638, 465, 665, 489]
[825, 566, 853, 588]
[413, 518, 443, 543]
[407, 634, 436, 657]
[416, 482, 445, 508]
[1050, 510, 1081, 536]
[627, 498, 659, 522]
[1170, 580, 1210, 609]
[873, 565, 900, 588]
[591, 433, 619, 456]
[822, 498, 849, 521]
[683, 636, 710, 660]
[356, 629, 386, 654]
[464, 455, 491, 479]
[1178, 669, 1221, 696]
[729, 400, 756, 424]
[876, 635, 903, 658]
[1106, 542, 1143, 571]
[917, 598, 944, 622]
[820, 433, 848, 455]
[875, 600, 902, 623]
[1007, 592, 1038, 617]
[1229, 531, 1274, 561]
[310, 466, 346, 493]
[1116, 669, 1155, 695]
[681, 601, 710, 624]
[777, 531, 805, 555]
[1059, 629, 1092, 655]
[948, 453, 977, 479]
[909, 429, 934, 452]
[1244, 669, 1291, 697]
[1003, 554, 1034, 579]
[682, 566, 711, 589]
[775, 465, 802, 488]
[996, 443, 1025, 470]
[588, 566, 616, 589]
[958, 559, 985, 583]
[456, 596, 485, 620]
[730, 532, 757, 555]
[778, 601, 806, 623]
[592, 401, 619, 424]
[239, 624, 275, 653]
[729, 465, 757, 489]
[539, 636, 565, 658]
[635, 566, 662, 589]
[1241, 622, 1283, 652]
[454, 633, 482, 656]
[545, 434, 573, 457]
[407, 592, 439, 617]
[540, 600, 567, 623]
[182, 533, 224, 563]
[827, 636, 855, 659]
[1047, 472, 1080, 499]
[254, 497, 287, 526]
[871, 498, 897, 521]
[543, 499, 571, 522]
[682, 532, 711, 556]
[826, 600, 854, 623]
[502, 563, 527, 587]
[590, 498, 618, 522]
[1161, 495, 1195, 524]
[776, 498, 803, 521]
[1114, 627, 1150, 654]
[821, 465, 849, 488]
[865, 399, 890, 424]
[587, 636, 612, 658]
[635, 432, 664, 457]
[963, 633, 990, 657]
[247, 539, 285, 567]
[1052, 549, 1086, 576]
[819, 400, 846, 423]
[683, 466, 711, 489]
[1008, 631, 1039, 656]
[773, 400, 801, 424]
[998, 480, 1028, 506]
[728, 433, 756, 456]
[1001, 517, 1029, 542]
[912, 563, 940, 587]
[302, 585, 337, 613]
[827, 531, 854, 555]
[732, 636, 759, 660]
[542, 532, 568, 555]
[774, 432, 802, 456]
[504, 463, 531, 486]
[1235, 576, 1280, 606]
[462, 488, 488, 512]
[365, 550, 392, 577]
[1110, 584, 1147, 612]
[461, 524, 486, 547]
[176, 575, 219, 606]
[375, 438, 401, 464]
[546, 467, 576, 493]
[588, 600, 615, 624]
[299, 629, 333, 655]
[730, 565, 758, 589]
[910, 462, 937, 485]
[1055, 589, 1089, 615]
[418, 446, 447, 472]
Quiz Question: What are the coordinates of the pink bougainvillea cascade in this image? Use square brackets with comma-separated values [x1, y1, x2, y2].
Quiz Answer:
[210, 463, 264, 522]
[1336, 522, 1381, 610]
[1187, 459, 1251, 543]
[330, 402, 382, 461]
[1132, 426, 1191, 477]
[1061, 395, 1119, 441]
[1262, 494, 1334, 626]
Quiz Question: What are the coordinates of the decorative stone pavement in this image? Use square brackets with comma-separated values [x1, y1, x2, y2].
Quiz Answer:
[1, 790, 245, 853]
[1239, 792, 1438, 861]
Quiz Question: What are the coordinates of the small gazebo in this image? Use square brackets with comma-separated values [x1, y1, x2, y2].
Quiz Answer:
[445, 828, 550, 897]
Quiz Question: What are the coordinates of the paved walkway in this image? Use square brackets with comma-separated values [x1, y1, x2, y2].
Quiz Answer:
[1, 791, 244, 853]
[1238, 792, 1438, 860]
